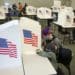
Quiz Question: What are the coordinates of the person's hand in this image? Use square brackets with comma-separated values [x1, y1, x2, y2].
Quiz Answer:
[55, 45, 58, 50]
[36, 49, 40, 53]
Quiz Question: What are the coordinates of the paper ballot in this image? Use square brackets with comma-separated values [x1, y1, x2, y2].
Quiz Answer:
[52, 0, 61, 12]
[0, 20, 24, 75]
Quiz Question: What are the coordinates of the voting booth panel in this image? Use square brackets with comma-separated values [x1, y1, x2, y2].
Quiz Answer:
[0, 20, 23, 69]
[0, 6, 6, 19]
[37, 7, 45, 18]
[37, 7, 52, 19]
[26, 6, 37, 15]
[4, 2, 11, 11]
[44, 7, 52, 18]
[55, 7, 74, 26]
[53, 0, 61, 7]
[20, 17, 41, 54]
[56, 9, 66, 25]
[52, 0, 61, 12]
[64, 7, 74, 25]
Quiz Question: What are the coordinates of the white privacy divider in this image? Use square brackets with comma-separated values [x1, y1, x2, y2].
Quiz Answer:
[37, 7, 52, 19]
[19, 17, 41, 54]
[0, 20, 24, 75]
[0, 20, 18, 30]
[53, 0, 61, 7]
[37, 7, 45, 18]
[54, 6, 74, 26]
[44, 7, 52, 18]
[26, 6, 37, 15]
[52, 0, 61, 12]
[4, 2, 11, 12]
[0, 6, 6, 19]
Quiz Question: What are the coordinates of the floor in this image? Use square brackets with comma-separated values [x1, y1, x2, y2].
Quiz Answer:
[63, 44, 75, 75]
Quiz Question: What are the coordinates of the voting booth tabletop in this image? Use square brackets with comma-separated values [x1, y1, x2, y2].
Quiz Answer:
[23, 54, 57, 75]
[0, 54, 57, 75]
[0, 66, 24, 75]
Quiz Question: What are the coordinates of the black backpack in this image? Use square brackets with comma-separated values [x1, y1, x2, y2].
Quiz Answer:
[58, 47, 72, 65]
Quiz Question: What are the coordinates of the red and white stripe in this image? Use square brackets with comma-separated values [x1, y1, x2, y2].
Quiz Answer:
[7, 41, 17, 58]
[0, 48, 9, 55]
[24, 38, 32, 44]
[24, 33, 38, 47]
[32, 34, 38, 47]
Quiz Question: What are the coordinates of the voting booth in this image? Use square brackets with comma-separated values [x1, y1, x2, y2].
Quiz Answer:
[37, 7, 52, 19]
[0, 6, 6, 19]
[0, 20, 24, 75]
[19, 17, 41, 54]
[45, 7, 52, 19]
[26, 6, 37, 15]
[55, 7, 74, 26]
[4, 2, 11, 13]
[19, 17, 56, 75]
[0, 18, 56, 75]
[52, 0, 61, 12]
[51, 0, 61, 22]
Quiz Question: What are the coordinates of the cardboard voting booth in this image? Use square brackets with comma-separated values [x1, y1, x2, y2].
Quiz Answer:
[37, 7, 52, 19]
[26, 6, 37, 15]
[55, 7, 74, 27]
[37, 7, 45, 18]
[0, 6, 6, 19]
[20, 17, 41, 54]
[19, 17, 56, 75]
[53, 0, 61, 7]
[44, 7, 52, 19]
[0, 20, 24, 75]
[52, 0, 61, 12]
[4, 2, 11, 13]
[4, 2, 11, 9]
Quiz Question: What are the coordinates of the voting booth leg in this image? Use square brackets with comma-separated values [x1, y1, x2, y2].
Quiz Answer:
[21, 56, 25, 75]
[71, 29, 75, 43]
[47, 19, 53, 27]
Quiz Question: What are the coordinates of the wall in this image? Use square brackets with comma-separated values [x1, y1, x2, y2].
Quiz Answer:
[0, 0, 53, 8]
[72, 0, 75, 9]
[0, 0, 75, 9]
[23, 0, 53, 8]
[0, 0, 3, 5]
[3, 0, 18, 4]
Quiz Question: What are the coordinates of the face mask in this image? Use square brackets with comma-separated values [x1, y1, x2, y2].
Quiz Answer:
[47, 34, 53, 40]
